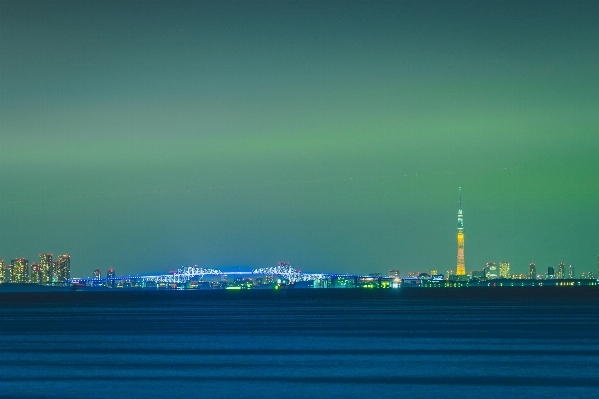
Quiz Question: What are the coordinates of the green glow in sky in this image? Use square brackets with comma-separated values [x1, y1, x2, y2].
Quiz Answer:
[1, 1, 598, 277]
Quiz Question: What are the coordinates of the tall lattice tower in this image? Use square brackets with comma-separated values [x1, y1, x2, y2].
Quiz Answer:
[456, 187, 466, 276]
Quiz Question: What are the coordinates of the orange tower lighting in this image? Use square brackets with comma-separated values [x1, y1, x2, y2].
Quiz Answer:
[456, 187, 466, 276]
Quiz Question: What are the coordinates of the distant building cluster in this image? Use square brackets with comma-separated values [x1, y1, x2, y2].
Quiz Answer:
[87, 268, 117, 288]
[444, 188, 598, 282]
[0, 254, 70, 285]
[400, 261, 596, 283]
[471, 261, 594, 281]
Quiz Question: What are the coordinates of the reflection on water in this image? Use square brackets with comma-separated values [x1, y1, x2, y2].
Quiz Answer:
[1, 289, 599, 398]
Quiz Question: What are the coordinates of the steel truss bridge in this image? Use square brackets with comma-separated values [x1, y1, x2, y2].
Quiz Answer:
[71, 265, 331, 286]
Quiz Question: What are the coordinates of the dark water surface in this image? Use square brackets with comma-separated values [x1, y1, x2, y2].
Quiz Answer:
[1, 288, 599, 398]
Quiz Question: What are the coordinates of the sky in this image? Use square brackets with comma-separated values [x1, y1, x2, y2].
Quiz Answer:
[1, 0, 598, 278]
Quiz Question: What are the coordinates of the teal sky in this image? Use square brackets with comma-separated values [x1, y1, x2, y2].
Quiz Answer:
[1, 1, 598, 277]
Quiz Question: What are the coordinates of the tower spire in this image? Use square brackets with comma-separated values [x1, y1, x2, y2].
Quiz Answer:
[456, 187, 466, 276]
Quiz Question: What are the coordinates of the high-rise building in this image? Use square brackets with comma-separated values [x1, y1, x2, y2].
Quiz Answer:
[568, 264, 575, 279]
[39, 254, 53, 284]
[547, 266, 555, 279]
[30, 263, 42, 284]
[10, 258, 29, 283]
[55, 254, 70, 284]
[107, 268, 115, 288]
[557, 263, 565, 279]
[529, 263, 537, 279]
[485, 262, 498, 279]
[0, 259, 5, 283]
[456, 187, 466, 276]
[388, 270, 400, 278]
[499, 262, 510, 279]
[93, 269, 102, 279]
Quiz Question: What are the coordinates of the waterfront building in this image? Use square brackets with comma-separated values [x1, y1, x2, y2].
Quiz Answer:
[417, 272, 430, 280]
[389, 270, 400, 277]
[55, 254, 70, 284]
[11, 258, 29, 283]
[93, 269, 102, 279]
[529, 263, 536, 279]
[471, 270, 485, 279]
[2, 264, 11, 283]
[456, 187, 466, 276]
[107, 268, 116, 288]
[568, 264, 575, 279]
[581, 271, 594, 279]
[499, 262, 510, 279]
[39, 254, 53, 284]
[30, 263, 42, 284]
[557, 263, 565, 279]
[547, 266, 555, 279]
[485, 262, 498, 279]
[0, 259, 6, 283]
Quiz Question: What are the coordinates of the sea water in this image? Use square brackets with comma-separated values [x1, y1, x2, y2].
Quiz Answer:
[1, 289, 598, 398]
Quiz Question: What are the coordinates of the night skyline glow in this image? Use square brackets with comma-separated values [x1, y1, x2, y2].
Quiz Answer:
[1, 1, 598, 276]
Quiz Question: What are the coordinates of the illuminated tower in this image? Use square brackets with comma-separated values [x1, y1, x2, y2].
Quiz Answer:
[30, 263, 42, 284]
[39, 254, 53, 284]
[529, 263, 536, 279]
[557, 263, 565, 279]
[107, 268, 115, 288]
[499, 261, 510, 278]
[0, 259, 6, 283]
[456, 187, 466, 276]
[568, 264, 574, 279]
[56, 254, 71, 284]
[10, 258, 29, 283]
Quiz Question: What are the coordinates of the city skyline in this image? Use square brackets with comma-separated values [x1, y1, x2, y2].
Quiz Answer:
[1, 1, 598, 277]
[1, 247, 595, 281]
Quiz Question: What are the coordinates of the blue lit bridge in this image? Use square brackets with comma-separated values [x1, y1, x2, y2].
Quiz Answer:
[69, 264, 361, 287]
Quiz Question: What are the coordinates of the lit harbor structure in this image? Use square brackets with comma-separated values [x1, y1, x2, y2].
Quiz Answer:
[69, 264, 393, 290]
[456, 187, 466, 276]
